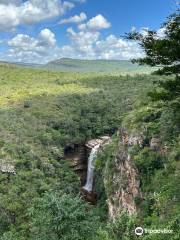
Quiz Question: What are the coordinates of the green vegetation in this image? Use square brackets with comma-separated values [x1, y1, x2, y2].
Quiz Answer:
[93, 78, 179, 240]
[126, 9, 180, 75]
[44, 58, 154, 73]
[0, 63, 157, 239]
[0, 9, 179, 237]
[93, 9, 180, 240]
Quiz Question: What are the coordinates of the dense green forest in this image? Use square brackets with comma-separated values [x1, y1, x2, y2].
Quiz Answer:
[0, 62, 179, 239]
[0, 65, 154, 237]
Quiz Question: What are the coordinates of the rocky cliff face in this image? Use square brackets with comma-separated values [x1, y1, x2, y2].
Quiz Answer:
[106, 129, 142, 220]
[64, 144, 87, 186]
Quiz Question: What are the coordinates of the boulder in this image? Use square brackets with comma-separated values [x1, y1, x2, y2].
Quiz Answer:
[0, 163, 15, 174]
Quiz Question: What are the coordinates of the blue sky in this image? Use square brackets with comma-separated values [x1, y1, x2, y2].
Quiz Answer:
[0, 0, 177, 63]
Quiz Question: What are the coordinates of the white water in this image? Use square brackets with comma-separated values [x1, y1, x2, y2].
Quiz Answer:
[83, 144, 100, 192]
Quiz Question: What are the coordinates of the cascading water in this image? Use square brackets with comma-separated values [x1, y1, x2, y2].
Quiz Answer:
[83, 144, 100, 192]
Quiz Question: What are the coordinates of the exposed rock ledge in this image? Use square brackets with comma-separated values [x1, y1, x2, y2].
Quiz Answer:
[0, 160, 15, 174]
[85, 136, 111, 149]
[106, 129, 142, 220]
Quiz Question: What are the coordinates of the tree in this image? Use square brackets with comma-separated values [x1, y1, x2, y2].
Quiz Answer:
[126, 9, 180, 75]
[28, 191, 100, 240]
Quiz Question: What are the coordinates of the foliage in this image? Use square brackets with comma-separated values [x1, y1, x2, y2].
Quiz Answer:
[0, 55, 179, 239]
[28, 191, 100, 240]
[44, 58, 153, 73]
[0, 64, 155, 238]
[95, 72, 179, 240]
[126, 9, 180, 75]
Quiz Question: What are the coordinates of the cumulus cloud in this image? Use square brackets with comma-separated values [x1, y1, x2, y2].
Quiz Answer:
[39, 28, 56, 46]
[0, 4, 20, 31]
[55, 26, 143, 60]
[3, 24, 144, 63]
[63, 27, 100, 58]
[95, 35, 144, 60]
[1, 9, 146, 64]
[59, 12, 87, 24]
[78, 14, 111, 31]
[156, 27, 166, 39]
[6, 28, 58, 63]
[0, 0, 74, 31]
[132, 26, 166, 39]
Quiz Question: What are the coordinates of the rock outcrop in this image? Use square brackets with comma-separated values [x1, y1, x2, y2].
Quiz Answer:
[106, 129, 142, 220]
[0, 160, 15, 174]
[85, 136, 110, 149]
[81, 188, 97, 205]
[64, 144, 87, 185]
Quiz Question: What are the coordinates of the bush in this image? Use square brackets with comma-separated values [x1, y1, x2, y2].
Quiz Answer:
[28, 192, 101, 240]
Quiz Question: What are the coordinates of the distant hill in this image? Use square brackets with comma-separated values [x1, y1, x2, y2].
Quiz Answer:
[44, 58, 153, 73]
[0, 61, 15, 66]
[0, 58, 154, 73]
[0, 61, 42, 68]
[14, 62, 43, 68]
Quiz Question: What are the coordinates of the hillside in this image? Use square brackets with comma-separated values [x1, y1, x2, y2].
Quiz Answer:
[44, 58, 154, 73]
[0, 59, 154, 74]
[0, 64, 153, 238]
[0, 1, 179, 239]
[0, 64, 179, 240]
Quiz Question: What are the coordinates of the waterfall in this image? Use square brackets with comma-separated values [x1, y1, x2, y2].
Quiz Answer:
[83, 144, 100, 192]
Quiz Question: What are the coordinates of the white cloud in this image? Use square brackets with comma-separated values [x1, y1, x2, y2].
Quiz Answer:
[133, 26, 166, 39]
[39, 28, 57, 46]
[3, 25, 144, 63]
[0, 4, 20, 31]
[59, 12, 87, 24]
[139, 27, 149, 37]
[78, 14, 111, 31]
[1, 8, 146, 64]
[95, 35, 144, 60]
[63, 27, 100, 58]
[55, 26, 143, 60]
[6, 28, 58, 63]
[0, 0, 74, 31]
[156, 27, 166, 39]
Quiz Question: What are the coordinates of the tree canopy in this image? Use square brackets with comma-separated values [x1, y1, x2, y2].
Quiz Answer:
[126, 9, 180, 75]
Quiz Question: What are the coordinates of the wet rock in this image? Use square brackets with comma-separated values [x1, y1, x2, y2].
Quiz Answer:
[65, 144, 87, 185]
[81, 188, 97, 205]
